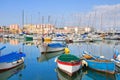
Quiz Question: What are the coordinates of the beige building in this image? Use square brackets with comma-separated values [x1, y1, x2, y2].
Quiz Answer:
[53, 28, 70, 34]
[23, 24, 55, 34]
[9, 24, 21, 34]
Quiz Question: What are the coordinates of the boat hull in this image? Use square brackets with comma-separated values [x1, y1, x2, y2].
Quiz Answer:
[0, 58, 24, 71]
[56, 68, 81, 80]
[52, 37, 65, 41]
[86, 60, 115, 74]
[57, 60, 81, 76]
[39, 44, 65, 53]
[24, 35, 33, 41]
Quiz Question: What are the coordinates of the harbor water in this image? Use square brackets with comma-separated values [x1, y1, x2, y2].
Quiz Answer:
[0, 38, 120, 80]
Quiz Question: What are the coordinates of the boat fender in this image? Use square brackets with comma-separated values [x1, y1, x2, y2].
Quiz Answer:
[64, 48, 70, 54]
[82, 60, 88, 67]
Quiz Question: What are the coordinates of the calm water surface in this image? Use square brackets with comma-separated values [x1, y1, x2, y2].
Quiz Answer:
[0, 38, 120, 80]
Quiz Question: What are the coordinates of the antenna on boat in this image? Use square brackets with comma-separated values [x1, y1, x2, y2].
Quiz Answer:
[0, 46, 6, 51]
[0, 46, 6, 54]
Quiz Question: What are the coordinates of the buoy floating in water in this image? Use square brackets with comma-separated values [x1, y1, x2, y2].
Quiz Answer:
[64, 48, 70, 54]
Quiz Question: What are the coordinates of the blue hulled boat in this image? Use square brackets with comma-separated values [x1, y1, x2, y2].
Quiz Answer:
[82, 51, 115, 74]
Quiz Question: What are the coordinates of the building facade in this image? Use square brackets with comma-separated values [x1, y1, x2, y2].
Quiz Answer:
[9, 24, 21, 34]
[23, 24, 55, 34]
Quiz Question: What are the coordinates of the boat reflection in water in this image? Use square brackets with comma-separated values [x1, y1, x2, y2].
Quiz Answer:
[82, 68, 115, 80]
[0, 63, 25, 80]
[55, 68, 82, 80]
[23, 41, 34, 46]
[56, 67, 116, 80]
[37, 51, 64, 62]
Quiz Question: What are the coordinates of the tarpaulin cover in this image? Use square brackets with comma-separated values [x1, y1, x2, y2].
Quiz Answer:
[58, 54, 80, 62]
[0, 52, 26, 63]
[48, 43, 66, 48]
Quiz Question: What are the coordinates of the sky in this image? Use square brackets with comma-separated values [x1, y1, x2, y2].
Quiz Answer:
[0, 0, 120, 30]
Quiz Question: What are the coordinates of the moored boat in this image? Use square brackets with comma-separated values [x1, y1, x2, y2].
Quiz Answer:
[0, 52, 26, 71]
[56, 54, 82, 76]
[39, 43, 66, 53]
[82, 51, 115, 74]
[52, 36, 65, 41]
[24, 34, 33, 41]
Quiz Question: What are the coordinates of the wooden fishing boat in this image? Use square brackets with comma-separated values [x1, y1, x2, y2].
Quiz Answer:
[39, 43, 66, 54]
[56, 54, 82, 76]
[0, 52, 26, 71]
[82, 51, 115, 74]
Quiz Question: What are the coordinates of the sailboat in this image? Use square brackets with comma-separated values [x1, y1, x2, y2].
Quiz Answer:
[24, 33, 33, 41]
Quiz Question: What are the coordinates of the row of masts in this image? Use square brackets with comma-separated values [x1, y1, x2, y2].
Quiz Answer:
[21, 10, 118, 32]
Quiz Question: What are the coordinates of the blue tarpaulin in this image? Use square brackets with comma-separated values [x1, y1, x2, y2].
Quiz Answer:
[0, 52, 26, 63]
[48, 43, 66, 48]
[56, 34, 66, 37]
[82, 34, 87, 38]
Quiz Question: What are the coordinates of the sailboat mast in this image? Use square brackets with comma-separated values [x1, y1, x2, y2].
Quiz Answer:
[42, 16, 44, 35]
[100, 14, 103, 32]
[100, 14, 103, 57]
[22, 10, 24, 28]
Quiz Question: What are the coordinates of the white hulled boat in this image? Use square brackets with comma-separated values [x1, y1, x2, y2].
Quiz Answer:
[56, 54, 82, 76]
[39, 43, 66, 53]
[0, 51, 26, 71]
